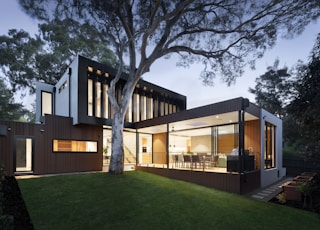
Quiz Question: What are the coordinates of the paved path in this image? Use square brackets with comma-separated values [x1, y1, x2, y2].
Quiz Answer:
[247, 177, 293, 202]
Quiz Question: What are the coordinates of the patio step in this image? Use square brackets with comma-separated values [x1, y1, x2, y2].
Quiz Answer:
[248, 177, 293, 202]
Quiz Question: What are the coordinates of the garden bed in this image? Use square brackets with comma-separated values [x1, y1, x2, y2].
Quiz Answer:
[270, 173, 320, 214]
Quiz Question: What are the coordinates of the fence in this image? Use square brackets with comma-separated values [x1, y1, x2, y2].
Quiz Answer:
[283, 156, 320, 176]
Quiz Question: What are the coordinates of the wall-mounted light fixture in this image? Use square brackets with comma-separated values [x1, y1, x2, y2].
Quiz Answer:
[40, 129, 45, 132]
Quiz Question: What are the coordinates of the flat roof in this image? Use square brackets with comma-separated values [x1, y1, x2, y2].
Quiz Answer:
[135, 97, 260, 134]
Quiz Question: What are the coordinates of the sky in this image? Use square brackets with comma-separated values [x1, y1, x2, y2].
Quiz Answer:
[0, 0, 319, 109]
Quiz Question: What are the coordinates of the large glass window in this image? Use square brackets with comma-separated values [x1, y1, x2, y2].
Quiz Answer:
[95, 82, 101, 117]
[124, 131, 137, 164]
[88, 79, 93, 116]
[147, 97, 153, 119]
[141, 95, 147, 120]
[160, 101, 165, 116]
[217, 124, 239, 154]
[264, 122, 276, 169]
[138, 133, 152, 164]
[133, 93, 140, 122]
[53, 140, 97, 152]
[126, 98, 133, 122]
[153, 98, 159, 118]
[15, 137, 33, 172]
[103, 84, 109, 119]
[41, 91, 52, 116]
[103, 129, 136, 165]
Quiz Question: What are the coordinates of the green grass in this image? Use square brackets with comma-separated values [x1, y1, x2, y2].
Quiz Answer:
[18, 171, 320, 230]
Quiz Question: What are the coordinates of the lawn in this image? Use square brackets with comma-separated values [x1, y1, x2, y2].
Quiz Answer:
[18, 171, 320, 230]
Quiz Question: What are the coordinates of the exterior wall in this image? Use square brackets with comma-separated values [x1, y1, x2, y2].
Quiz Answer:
[52, 57, 80, 121]
[260, 109, 285, 187]
[35, 82, 55, 123]
[0, 121, 40, 176]
[136, 166, 260, 194]
[0, 115, 103, 176]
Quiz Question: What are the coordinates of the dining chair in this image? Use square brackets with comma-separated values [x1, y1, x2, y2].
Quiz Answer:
[191, 155, 201, 169]
[183, 155, 192, 168]
[212, 155, 219, 167]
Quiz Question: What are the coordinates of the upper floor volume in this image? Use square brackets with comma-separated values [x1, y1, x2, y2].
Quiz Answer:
[36, 55, 187, 126]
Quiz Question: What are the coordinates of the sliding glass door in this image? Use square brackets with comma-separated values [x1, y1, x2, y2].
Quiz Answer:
[15, 137, 33, 172]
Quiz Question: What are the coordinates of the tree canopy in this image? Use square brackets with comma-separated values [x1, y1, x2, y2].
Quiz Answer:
[0, 80, 29, 121]
[0, 19, 118, 94]
[250, 33, 320, 160]
[18, 0, 320, 174]
[248, 59, 292, 119]
[287, 34, 320, 159]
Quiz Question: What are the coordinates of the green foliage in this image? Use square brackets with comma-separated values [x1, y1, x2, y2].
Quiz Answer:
[18, 0, 320, 86]
[0, 80, 28, 121]
[0, 29, 43, 94]
[297, 180, 317, 208]
[248, 59, 292, 119]
[287, 34, 320, 160]
[0, 19, 118, 95]
[250, 33, 320, 160]
[276, 192, 286, 204]
[18, 171, 320, 230]
[0, 162, 13, 230]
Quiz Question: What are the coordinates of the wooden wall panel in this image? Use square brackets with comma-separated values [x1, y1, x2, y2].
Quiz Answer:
[153, 133, 166, 164]
[190, 135, 211, 154]
[218, 134, 236, 154]
[245, 120, 261, 169]
[0, 114, 103, 176]
[0, 120, 40, 176]
[136, 166, 260, 194]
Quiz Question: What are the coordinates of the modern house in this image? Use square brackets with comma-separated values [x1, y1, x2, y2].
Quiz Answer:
[0, 55, 285, 194]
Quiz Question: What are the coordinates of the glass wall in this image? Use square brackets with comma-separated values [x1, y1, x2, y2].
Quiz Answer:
[15, 137, 33, 172]
[169, 124, 239, 168]
[53, 140, 97, 152]
[88, 79, 93, 116]
[138, 133, 152, 164]
[103, 128, 137, 165]
[264, 122, 276, 169]
[86, 66, 185, 122]
[95, 82, 101, 117]
[103, 84, 109, 119]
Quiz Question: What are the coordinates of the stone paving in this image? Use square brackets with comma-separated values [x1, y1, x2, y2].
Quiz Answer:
[248, 177, 293, 202]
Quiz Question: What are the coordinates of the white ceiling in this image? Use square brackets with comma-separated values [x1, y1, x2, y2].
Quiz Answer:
[138, 111, 259, 134]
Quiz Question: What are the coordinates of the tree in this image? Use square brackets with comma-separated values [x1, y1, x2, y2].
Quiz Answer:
[248, 59, 292, 119]
[287, 33, 320, 160]
[0, 79, 28, 121]
[19, 0, 320, 174]
[0, 19, 118, 95]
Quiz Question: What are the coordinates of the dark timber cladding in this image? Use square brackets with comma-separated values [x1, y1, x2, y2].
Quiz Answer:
[135, 97, 260, 129]
[0, 115, 103, 176]
[0, 120, 40, 176]
[136, 166, 260, 194]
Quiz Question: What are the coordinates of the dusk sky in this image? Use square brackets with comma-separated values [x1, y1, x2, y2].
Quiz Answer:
[1, 0, 319, 109]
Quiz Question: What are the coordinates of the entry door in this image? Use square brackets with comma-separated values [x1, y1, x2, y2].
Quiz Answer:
[15, 137, 33, 172]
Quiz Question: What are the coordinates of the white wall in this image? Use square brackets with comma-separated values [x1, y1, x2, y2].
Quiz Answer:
[35, 82, 54, 123]
[260, 109, 286, 187]
[55, 57, 79, 122]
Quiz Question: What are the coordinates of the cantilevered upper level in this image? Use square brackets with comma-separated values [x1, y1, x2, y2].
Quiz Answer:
[36, 55, 187, 126]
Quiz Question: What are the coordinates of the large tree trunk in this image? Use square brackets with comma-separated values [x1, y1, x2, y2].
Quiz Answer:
[108, 112, 125, 174]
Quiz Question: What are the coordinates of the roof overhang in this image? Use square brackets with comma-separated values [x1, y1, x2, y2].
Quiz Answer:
[135, 97, 260, 134]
